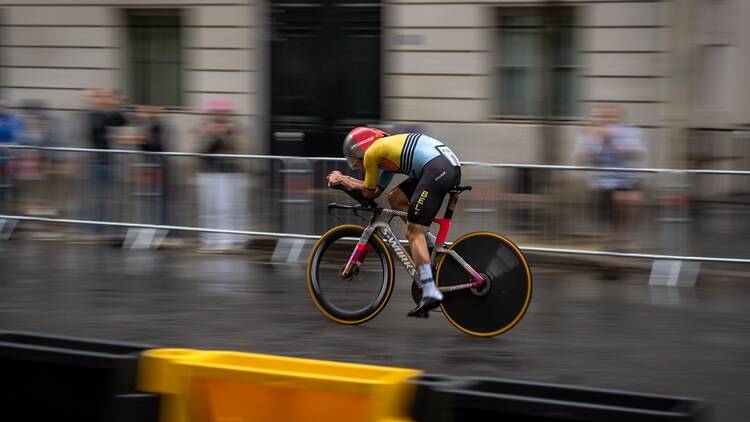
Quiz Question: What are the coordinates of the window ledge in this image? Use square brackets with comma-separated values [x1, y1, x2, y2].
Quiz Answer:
[488, 116, 584, 125]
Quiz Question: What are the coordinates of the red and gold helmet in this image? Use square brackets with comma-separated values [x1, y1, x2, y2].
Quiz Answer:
[342, 126, 388, 169]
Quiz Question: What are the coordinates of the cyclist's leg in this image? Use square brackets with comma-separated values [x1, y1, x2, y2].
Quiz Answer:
[405, 177, 447, 271]
[406, 221, 441, 317]
[406, 157, 459, 316]
[405, 156, 460, 244]
[389, 179, 437, 247]
[387, 182, 412, 215]
[405, 223, 430, 266]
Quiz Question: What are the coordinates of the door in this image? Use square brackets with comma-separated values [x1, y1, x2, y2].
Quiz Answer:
[270, 0, 381, 157]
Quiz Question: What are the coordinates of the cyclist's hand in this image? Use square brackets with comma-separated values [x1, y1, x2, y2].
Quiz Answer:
[326, 171, 344, 187]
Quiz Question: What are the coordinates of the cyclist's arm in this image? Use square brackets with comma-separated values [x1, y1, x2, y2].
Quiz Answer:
[327, 171, 383, 198]
[362, 171, 394, 199]
[328, 171, 364, 189]
[362, 151, 383, 199]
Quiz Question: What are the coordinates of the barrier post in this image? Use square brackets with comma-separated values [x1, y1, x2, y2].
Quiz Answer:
[649, 171, 700, 287]
[0, 217, 17, 240]
[0, 147, 17, 239]
[123, 157, 167, 250]
[272, 157, 314, 264]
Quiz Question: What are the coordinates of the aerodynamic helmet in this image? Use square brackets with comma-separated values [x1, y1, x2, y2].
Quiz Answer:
[342, 126, 389, 169]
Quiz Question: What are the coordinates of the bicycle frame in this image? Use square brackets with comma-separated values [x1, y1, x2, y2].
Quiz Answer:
[341, 192, 485, 293]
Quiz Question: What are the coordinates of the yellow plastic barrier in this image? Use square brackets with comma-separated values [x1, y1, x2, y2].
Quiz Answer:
[138, 348, 422, 422]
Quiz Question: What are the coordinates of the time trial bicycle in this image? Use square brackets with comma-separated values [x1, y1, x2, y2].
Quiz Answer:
[306, 184, 532, 337]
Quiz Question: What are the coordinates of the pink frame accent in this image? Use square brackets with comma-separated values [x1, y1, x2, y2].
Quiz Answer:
[345, 242, 372, 271]
[432, 217, 484, 284]
[432, 218, 452, 246]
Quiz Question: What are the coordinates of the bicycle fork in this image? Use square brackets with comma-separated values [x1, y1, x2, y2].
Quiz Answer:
[341, 225, 377, 280]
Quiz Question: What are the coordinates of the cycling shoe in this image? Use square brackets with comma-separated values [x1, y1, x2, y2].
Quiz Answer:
[407, 296, 442, 318]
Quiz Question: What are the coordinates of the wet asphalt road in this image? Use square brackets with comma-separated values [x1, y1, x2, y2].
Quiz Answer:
[1, 240, 749, 421]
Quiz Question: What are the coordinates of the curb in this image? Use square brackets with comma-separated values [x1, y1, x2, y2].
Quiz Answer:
[7, 229, 748, 280]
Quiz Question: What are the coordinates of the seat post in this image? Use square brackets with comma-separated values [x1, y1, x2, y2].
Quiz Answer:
[443, 191, 460, 220]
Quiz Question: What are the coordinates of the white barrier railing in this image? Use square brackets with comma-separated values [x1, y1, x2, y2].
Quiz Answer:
[1, 144, 749, 274]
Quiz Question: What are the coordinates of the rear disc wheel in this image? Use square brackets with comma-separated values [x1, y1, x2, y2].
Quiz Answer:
[435, 232, 532, 337]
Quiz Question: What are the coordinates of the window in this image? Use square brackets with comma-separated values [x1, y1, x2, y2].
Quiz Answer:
[126, 10, 182, 107]
[494, 9, 579, 118]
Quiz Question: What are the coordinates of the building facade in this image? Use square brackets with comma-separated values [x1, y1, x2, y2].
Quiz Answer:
[0, 0, 748, 167]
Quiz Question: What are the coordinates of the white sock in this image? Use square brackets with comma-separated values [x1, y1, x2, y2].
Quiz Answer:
[424, 232, 436, 248]
[418, 263, 443, 300]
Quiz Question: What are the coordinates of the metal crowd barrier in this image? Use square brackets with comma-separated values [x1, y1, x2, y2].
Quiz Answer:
[1, 144, 749, 274]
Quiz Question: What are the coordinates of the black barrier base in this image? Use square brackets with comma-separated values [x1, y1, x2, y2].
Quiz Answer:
[411, 375, 709, 422]
[410, 374, 471, 422]
[111, 393, 161, 422]
[0, 331, 160, 422]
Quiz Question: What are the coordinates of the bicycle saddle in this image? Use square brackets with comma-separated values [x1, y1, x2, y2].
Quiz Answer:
[450, 185, 473, 192]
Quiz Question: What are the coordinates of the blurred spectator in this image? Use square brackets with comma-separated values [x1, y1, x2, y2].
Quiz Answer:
[0, 99, 26, 214]
[574, 105, 647, 258]
[136, 106, 169, 154]
[86, 88, 129, 232]
[0, 99, 25, 145]
[196, 101, 248, 251]
[89, 89, 129, 156]
[19, 100, 67, 217]
[22, 100, 61, 149]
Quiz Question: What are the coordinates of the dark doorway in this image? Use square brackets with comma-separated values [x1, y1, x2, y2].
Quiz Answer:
[270, 0, 381, 157]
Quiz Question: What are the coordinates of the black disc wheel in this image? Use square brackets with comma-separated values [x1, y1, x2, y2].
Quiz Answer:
[435, 232, 532, 337]
[307, 224, 395, 324]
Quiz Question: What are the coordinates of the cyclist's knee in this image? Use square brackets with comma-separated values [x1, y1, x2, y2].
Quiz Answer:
[405, 222, 428, 240]
[387, 193, 399, 209]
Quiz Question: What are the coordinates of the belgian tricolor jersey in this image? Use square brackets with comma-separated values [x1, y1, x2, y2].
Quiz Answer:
[362, 133, 458, 190]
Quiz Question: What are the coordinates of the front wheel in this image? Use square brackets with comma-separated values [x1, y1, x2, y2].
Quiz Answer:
[307, 224, 395, 325]
[435, 232, 532, 337]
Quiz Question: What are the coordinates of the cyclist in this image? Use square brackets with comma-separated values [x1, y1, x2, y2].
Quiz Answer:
[326, 127, 461, 317]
